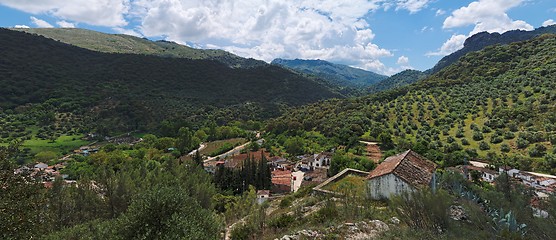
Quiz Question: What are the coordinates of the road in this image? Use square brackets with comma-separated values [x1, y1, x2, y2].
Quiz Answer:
[470, 160, 556, 179]
[203, 138, 264, 163]
[187, 143, 206, 156]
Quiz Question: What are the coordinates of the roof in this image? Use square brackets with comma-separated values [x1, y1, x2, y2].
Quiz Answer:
[368, 150, 436, 187]
[34, 163, 48, 169]
[257, 190, 270, 196]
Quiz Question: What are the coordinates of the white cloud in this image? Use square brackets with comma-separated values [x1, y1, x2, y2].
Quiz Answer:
[397, 56, 409, 65]
[0, 0, 130, 27]
[426, 34, 467, 56]
[542, 19, 555, 27]
[431, 0, 534, 57]
[132, 0, 397, 74]
[30, 16, 53, 28]
[435, 9, 446, 16]
[395, 0, 432, 14]
[443, 0, 533, 35]
[57, 21, 75, 28]
[113, 27, 142, 37]
[14, 24, 30, 28]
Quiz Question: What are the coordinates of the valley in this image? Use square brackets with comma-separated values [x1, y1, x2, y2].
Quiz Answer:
[2, 25, 556, 240]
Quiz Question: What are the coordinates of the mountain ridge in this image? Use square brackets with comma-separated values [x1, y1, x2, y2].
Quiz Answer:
[271, 58, 388, 88]
[429, 24, 556, 74]
[10, 27, 267, 68]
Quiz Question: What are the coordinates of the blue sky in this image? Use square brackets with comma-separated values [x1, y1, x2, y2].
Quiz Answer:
[0, 0, 554, 75]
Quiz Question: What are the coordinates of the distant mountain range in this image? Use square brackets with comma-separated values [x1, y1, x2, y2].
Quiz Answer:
[271, 58, 388, 88]
[12, 28, 266, 68]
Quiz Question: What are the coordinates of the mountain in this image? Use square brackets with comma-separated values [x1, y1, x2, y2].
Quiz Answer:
[11, 28, 266, 68]
[429, 24, 556, 74]
[271, 58, 388, 88]
[367, 69, 427, 93]
[0, 28, 340, 133]
[268, 34, 556, 174]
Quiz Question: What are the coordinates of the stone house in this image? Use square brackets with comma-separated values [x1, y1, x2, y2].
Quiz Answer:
[367, 150, 436, 200]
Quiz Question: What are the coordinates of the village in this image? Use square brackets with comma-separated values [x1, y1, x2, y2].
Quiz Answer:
[20, 131, 556, 219]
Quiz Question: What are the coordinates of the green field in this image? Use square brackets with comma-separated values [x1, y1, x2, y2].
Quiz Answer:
[20, 134, 89, 155]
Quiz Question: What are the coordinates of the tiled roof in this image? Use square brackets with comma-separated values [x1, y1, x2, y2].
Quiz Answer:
[368, 149, 436, 187]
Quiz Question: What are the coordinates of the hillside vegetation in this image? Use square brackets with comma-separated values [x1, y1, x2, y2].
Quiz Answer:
[0, 29, 340, 142]
[272, 58, 387, 88]
[268, 34, 556, 174]
[429, 25, 556, 74]
[12, 28, 266, 68]
[367, 69, 427, 93]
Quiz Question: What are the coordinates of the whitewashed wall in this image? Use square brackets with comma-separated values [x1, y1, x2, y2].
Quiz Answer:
[367, 174, 415, 200]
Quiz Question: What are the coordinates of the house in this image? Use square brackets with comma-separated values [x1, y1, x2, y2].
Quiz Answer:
[499, 166, 520, 178]
[257, 190, 270, 204]
[299, 152, 333, 171]
[367, 150, 436, 200]
[467, 166, 498, 183]
[271, 169, 292, 193]
[314, 152, 333, 168]
[34, 163, 48, 170]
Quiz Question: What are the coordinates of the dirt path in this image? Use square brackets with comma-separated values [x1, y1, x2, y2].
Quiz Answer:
[360, 141, 382, 163]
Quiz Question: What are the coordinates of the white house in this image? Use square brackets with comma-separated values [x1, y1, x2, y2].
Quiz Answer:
[467, 166, 498, 183]
[499, 166, 520, 178]
[257, 190, 270, 204]
[367, 150, 436, 200]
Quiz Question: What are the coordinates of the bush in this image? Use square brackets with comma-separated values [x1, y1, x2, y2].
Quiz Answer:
[479, 141, 490, 150]
[390, 189, 454, 231]
[501, 143, 511, 153]
[279, 196, 293, 208]
[472, 131, 484, 141]
[516, 137, 529, 149]
[267, 214, 295, 230]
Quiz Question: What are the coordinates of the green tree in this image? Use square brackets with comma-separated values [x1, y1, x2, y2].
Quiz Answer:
[118, 187, 221, 240]
[284, 137, 304, 156]
[1, 143, 48, 239]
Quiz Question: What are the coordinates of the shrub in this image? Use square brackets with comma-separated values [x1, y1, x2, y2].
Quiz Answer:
[479, 141, 490, 150]
[390, 189, 454, 231]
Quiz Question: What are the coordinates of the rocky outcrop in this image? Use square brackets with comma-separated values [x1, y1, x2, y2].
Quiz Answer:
[275, 220, 390, 240]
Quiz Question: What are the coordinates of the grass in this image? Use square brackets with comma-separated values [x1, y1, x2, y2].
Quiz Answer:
[21, 134, 89, 155]
[322, 174, 367, 195]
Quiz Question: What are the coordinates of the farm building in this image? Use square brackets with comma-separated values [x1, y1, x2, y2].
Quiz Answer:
[367, 149, 436, 200]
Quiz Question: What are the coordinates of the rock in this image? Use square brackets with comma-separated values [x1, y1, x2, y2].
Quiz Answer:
[449, 205, 469, 221]
[368, 220, 390, 232]
[389, 217, 400, 225]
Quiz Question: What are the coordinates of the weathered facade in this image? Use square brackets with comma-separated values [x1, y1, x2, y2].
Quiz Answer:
[367, 150, 436, 200]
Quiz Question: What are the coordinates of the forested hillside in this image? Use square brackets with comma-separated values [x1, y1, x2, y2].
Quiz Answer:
[0, 29, 340, 134]
[271, 58, 387, 88]
[12, 28, 266, 68]
[268, 34, 556, 174]
[367, 69, 427, 93]
[429, 25, 556, 74]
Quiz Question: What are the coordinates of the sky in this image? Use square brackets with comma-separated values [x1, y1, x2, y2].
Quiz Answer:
[0, 0, 554, 76]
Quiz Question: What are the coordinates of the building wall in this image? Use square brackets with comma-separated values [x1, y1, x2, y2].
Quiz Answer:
[367, 174, 415, 200]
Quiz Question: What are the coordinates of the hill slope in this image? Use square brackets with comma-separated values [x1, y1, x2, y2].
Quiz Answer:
[271, 58, 388, 88]
[0, 28, 340, 132]
[429, 25, 556, 74]
[12, 28, 266, 68]
[367, 69, 427, 93]
[268, 34, 556, 174]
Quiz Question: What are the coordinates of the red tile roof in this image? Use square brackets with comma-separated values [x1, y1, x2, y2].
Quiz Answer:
[368, 149, 436, 187]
